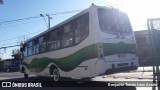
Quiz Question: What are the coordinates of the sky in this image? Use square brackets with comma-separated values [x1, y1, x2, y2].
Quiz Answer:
[0, 0, 160, 59]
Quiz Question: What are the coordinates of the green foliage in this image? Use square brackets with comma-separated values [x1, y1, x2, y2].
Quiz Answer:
[12, 49, 21, 60]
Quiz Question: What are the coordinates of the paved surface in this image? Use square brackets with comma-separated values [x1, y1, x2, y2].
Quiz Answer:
[0, 67, 153, 81]
[92, 67, 155, 90]
[91, 66, 154, 81]
[0, 72, 24, 80]
[0, 67, 157, 90]
[137, 66, 154, 72]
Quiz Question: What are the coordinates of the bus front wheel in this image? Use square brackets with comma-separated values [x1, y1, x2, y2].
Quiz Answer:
[51, 68, 60, 81]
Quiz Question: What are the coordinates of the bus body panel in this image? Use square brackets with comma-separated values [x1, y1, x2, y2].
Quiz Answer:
[95, 7, 139, 72]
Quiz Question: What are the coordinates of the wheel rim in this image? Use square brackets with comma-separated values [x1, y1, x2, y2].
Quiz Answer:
[7, 69, 9, 72]
[53, 69, 59, 81]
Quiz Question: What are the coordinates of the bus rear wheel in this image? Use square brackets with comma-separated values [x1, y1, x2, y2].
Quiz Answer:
[52, 68, 60, 81]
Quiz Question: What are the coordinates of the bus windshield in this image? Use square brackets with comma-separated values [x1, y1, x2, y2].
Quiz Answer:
[114, 10, 132, 34]
[98, 8, 132, 35]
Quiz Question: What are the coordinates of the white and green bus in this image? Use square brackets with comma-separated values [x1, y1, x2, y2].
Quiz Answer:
[20, 4, 139, 81]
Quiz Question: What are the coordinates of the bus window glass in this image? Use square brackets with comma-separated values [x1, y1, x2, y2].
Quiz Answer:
[62, 24, 73, 48]
[123, 14, 132, 34]
[27, 40, 37, 55]
[38, 35, 46, 53]
[24, 44, 28, 57]
[62, 31, 73, 48]
[64, 24, 71, 33]
[75, 26, 89, 44]
[36, 44, 39, 54]
[114, 10, 132, 34]
[98, 8, 132, 35]
[47, 31, 61, 51]
[75, 13, 89, 44]
[77, 18, 84, 28]
[75, 29, 81, 44]
[33, 39, 38, 54]
[98, 8, 118, 34]
[28, 41, 33, 56]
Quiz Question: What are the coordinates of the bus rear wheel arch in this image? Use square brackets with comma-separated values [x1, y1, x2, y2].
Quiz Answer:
[50, 65, 60, 81]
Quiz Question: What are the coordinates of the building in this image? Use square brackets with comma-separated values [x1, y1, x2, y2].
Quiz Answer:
[134, 30, 160, 66]
[134, 30, 151, 58]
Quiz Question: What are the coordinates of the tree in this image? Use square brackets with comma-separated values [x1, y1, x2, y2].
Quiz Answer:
[12, 49, 21, 60]
[0, 0, 3, 4]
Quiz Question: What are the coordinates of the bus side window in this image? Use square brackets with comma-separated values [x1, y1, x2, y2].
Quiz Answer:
[62, 24, 74, 48]
[38, 35, 46, 53]
[36, 44, 39, 54]
[75, 26, 89, 44]
[75, 13, 89, 44]
[28, 41, 33, 56]
[47, 30, 61, 51]
[75, 29, 81, 44]
[33, 39, 38, 54]
[24, 44, 28, 57]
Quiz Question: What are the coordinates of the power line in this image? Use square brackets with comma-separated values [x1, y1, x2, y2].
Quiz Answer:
[0, 16, 40, 24]
[0, 42, 19, 46]
[0, 14, 75, 29]
[0, 9, 84, 45]
[0, 45, 20, 50]
[0, 30, 45, 43]
[0, 14, 77, 44]
[0, 9, 82, 42]
[0, 9, 83, 24]
[0, 19, 43, 29]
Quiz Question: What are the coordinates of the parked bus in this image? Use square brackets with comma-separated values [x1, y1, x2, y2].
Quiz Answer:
[20, 4, 139, 81]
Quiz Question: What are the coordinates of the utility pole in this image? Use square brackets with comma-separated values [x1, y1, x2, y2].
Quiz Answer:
[148, 18, 160, 90]
[40, 14, 52, 30]
[46, 14, 52, 30]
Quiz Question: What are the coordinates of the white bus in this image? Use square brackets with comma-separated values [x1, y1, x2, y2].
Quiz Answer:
[20, 4, 139, 81]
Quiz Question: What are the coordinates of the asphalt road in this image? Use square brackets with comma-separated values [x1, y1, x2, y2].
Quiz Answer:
[0, 66, 154, 81]
[0, 67, 157, 90]
[0, 73, 137, 90]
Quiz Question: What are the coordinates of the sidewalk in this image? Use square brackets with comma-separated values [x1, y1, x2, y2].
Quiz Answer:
[136, 66, 158, 72]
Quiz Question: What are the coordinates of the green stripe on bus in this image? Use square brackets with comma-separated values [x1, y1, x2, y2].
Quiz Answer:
[21, 43, 135, 73]
[21, 44, 98, 72]
[103, 43, 135, 56]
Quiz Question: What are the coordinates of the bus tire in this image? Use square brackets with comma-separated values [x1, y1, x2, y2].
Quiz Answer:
[24, 69, 28, 79]
[51, 67, 60, 81]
